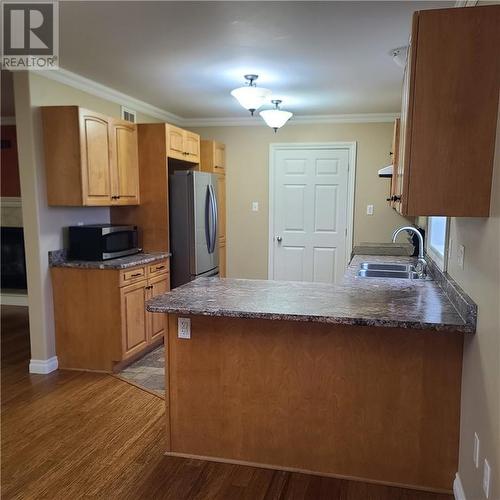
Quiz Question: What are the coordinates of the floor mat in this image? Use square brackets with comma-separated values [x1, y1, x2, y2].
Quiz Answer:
[117, 346, 165, 397]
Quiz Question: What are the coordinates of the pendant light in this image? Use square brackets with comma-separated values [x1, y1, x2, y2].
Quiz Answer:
[259, 100, 293, 132]
[230, 75, 271, 115]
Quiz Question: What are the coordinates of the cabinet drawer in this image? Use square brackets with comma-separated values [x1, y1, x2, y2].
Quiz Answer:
[148, 259, 169, 277]
[120, 266, 146, 286]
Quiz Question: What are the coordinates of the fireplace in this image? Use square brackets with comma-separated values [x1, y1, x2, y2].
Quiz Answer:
[1, 227, 27, 290]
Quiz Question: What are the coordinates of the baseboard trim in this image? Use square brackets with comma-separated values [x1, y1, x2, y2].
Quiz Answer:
[164, 451, 452, 495]
[29, 356, 58, 374]
[454, 473, 467, 500]
[1, 293, 29, 306]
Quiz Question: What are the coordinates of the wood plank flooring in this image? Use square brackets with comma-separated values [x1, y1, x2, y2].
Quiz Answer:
[1, 306, 453, 500]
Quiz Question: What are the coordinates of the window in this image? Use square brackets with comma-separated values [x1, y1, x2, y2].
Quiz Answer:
[426, 216, 449, 271]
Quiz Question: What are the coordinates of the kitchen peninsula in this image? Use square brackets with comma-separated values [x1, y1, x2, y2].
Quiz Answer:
[147, 256, 476, 493]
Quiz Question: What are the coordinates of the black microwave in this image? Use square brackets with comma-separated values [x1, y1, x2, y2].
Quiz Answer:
[68, 224, 139, 261]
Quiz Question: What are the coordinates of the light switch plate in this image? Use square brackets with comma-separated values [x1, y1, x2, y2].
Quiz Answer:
[366, 204, 374, 215]
[483, 459, 491, 498]
[178, 317, 191, 339]
[252, 201, 259, 212]
[457, 244, 465, 269]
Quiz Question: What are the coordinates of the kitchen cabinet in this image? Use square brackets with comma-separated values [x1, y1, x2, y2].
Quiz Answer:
[394, 5, 500, 216]
[41, 106, 140, 206]
[166, 124, 200, 163]
[216, 173, 226, 244]
[121, 281, 149, 358]
[200, 140, 226, 174]
[109, 120, 140, 205]
[148, 273, 170, 341]
[388, 118, 400, 208]
[51, 258, 170, 372]
[219, 241, 227, 278]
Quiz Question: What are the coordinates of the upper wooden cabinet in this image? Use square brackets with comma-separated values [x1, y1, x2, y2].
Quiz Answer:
[166, 124, 200, 163]
[110, 121, 140, 205]
[200, 140, 226, 174]
[395, 5, 500, 217]
[388, 119, 400, 208]
[41, 106, 140, 206]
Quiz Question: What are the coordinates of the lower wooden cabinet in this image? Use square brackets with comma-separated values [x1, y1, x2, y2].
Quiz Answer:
[219, 241, 226, 278]
[51, 259, 170, 372]
[148, 273, 170, 342]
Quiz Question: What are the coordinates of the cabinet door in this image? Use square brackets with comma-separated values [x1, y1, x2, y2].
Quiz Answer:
[214, 142, 225, 174]
[395, 16, 417, 215]
[110, 120, 140, 205]
[216, 174, 226, 242]
[148, 273, 170, 342]
[167, 125, 186, 161]
[389, 118, 400, 207]
[120, 281, 149, 358]
[185, 131, 200, 163]
[219, 241, 226, 278]
[79, 111, 112, 205]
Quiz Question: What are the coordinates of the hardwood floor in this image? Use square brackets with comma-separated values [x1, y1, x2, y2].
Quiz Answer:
[1, 306, 453, 500]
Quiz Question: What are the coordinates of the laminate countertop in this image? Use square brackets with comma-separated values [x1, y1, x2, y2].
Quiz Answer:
[147, 255, 476, 333]
[49, 250, 170, 270]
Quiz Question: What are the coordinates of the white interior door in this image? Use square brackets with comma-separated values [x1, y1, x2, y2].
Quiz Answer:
[270, 147, 350, 284]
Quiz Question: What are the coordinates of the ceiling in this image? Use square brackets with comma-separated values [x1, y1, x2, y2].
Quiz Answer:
[3, 1, 452, 119]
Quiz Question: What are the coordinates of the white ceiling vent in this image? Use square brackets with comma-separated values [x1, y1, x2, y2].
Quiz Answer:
[121, 106, 137, 123]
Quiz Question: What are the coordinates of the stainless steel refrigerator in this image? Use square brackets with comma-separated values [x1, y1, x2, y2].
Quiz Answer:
[169, 171, 219, 288]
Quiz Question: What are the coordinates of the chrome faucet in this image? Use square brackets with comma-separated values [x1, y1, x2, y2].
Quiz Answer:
[392, 226, 426, 277]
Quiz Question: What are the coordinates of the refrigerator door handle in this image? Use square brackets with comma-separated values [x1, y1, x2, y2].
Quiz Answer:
[209, 184, 218, 254]
[205, 185, 212, 253]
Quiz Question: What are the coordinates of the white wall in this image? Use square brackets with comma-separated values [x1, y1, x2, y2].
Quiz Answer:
[13, 72, 160, 367]
[191, 122, 409, 279]
[450, 105, 500, 500]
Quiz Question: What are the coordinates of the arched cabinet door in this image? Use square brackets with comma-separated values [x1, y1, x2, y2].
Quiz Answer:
[79, 111, 113, 205]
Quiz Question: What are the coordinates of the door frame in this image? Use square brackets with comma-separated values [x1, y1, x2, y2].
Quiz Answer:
[268, 142, 357, 280]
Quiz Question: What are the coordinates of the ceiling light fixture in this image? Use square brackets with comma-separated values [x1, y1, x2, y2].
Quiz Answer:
[259, 100, 293, 132]
[230, 74, 272, 115]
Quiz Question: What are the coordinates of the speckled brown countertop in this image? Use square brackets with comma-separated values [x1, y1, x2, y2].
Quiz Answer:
[49, 249, 170, 270]
[147, 255, 476, 333]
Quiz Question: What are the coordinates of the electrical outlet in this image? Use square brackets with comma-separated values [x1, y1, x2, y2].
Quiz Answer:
[473, 432, 480, 468]
[457, 244, 465, 269]
[483, 459, 491, 498]
[177, 317, 191, 339]
[252, 201, 259, 212]
[366, 204, 374, 216]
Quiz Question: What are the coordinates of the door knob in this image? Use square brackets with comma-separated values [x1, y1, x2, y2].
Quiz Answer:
[276, 236, 282, 242]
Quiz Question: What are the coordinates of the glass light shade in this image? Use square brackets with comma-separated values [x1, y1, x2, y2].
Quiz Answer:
[259, 108, 293, 130]
[230, 86, 271, 113]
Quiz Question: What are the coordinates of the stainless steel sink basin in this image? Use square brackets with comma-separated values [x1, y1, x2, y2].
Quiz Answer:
[357, 269, 420, 279]
[360, 262, 416, 272]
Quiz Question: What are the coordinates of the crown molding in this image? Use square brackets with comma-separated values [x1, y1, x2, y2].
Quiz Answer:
[1, 116, 16, 125]
[36, 68, 183, 124]
[33, 68, 399, 128]
[454, 0, 478, 6]
[184, 112, 400, 128]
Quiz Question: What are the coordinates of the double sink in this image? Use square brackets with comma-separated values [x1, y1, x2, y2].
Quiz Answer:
[357, 262, 424, 280]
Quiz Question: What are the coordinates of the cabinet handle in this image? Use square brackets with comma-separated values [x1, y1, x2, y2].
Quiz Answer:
[146, 285, 153, 290]
[130, 272, 142, 278]
[155, 265, 165, 271]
